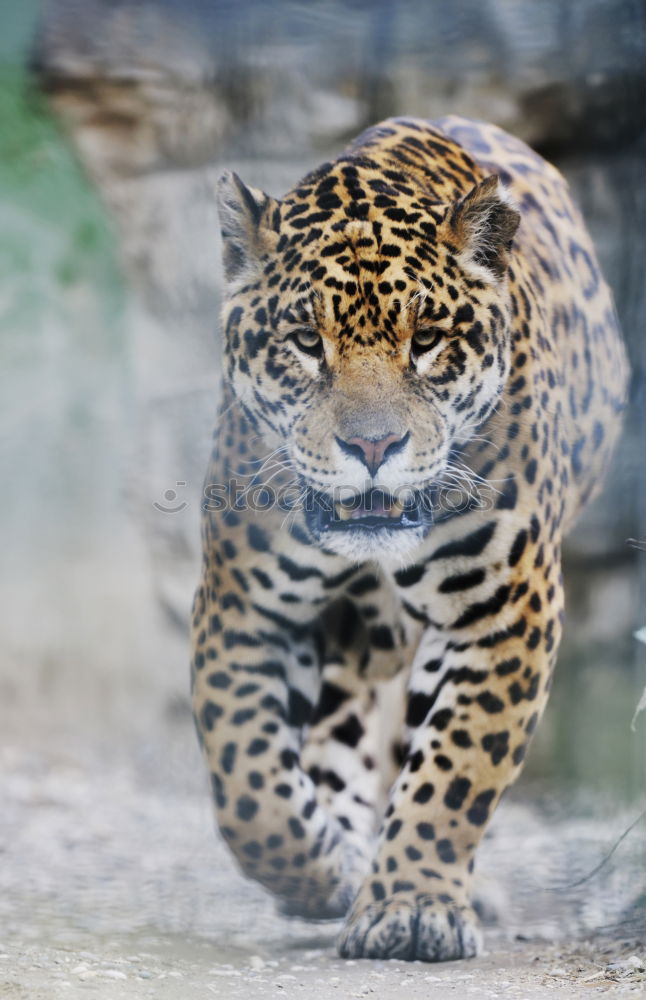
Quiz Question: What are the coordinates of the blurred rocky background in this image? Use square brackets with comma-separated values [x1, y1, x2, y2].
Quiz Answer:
[1, 0, 644, 796]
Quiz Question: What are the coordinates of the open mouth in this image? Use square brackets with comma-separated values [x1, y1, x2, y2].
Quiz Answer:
[308, 487, 426, 533]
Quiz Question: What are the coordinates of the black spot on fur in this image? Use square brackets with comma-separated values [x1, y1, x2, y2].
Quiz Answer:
[370, 624, 395, 650]
[482, 730, 510, 765]
[439, 568, 486, 593]
[386, 819, 403, 840]
[444, 776, 472, 810]
[429, 522, 496, 561]
[288, 688, 313, 727]
[476, 691, 505, 714]
[508, 529, 528, 567]
[430, 708, 453, 731]
[247, 523, 271, 552]
[332, 713, 365, 748]
[280, 749, 298, 770]
[371, 881, 386, 901]
[406, 692, 435, 727]
[236, 795, 258, 821]
[452, 586, 511, 629]
[466, 788, 496, 826]
[436, 838, 456, 863]
[495, 656, 521, 677]
[232, 708, 256, 725]
[413, 783, 435, 804]
[278, 554, 323, 581]
[393, 879, 416, 893]
[312, 682, 350, 723]
[496, 478, 518, 510]
[221, 742, 237, 775]
[200, 701, 223, 731]
[288, 817, 306, 839]
[208, 672, 232, 689]
[394, 563, 426, 587]
[406, 845, 423, 861]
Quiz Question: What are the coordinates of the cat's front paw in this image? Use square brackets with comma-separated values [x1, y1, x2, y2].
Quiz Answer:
[337, 893, 482, 961]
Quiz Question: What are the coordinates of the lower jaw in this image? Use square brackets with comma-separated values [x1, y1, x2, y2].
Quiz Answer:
[312, 522, 430, 563]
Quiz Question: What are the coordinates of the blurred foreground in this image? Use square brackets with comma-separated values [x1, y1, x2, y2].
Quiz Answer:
[1, 721, 644, 998]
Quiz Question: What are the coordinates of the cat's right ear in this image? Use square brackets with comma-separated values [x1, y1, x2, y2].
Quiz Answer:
[216, 171, 278, 292]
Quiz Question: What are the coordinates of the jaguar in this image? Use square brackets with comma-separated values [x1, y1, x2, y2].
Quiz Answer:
[190, 116, 628, 961]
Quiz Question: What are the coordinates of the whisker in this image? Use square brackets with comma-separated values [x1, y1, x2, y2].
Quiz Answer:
[236, 445, 290, 468]
[401, 277, 434, 314]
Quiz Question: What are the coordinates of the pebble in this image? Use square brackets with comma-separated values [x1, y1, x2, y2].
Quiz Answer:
[606, 955, 645, 974]
[101, 969, 127, 980]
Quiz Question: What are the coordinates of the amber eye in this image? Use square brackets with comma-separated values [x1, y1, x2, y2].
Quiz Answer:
[411, 327, 443, 357]
[290, 328, 324, 358]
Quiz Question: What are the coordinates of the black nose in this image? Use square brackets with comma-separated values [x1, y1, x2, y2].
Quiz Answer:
[335, 431, 410, 476]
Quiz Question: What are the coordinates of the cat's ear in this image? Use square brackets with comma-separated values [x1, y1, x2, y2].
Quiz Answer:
[449, 175, 520, 282]
[216, 171, 278, 292]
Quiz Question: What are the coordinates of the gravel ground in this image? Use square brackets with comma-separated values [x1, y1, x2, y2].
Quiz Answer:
[0, 719, 644, 999]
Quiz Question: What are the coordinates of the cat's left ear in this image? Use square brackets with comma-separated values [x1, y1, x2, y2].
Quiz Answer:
[449, 175, 520, 282]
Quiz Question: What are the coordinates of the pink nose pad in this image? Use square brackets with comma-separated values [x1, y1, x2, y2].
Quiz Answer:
[337, 431, 409, 476]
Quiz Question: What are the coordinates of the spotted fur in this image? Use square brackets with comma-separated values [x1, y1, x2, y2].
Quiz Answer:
[191, 117, 628, 961]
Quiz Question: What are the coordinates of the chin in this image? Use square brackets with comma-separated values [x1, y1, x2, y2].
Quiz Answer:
[316, 523, 430, 564]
